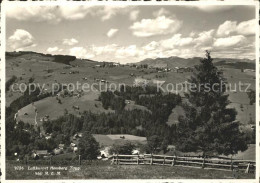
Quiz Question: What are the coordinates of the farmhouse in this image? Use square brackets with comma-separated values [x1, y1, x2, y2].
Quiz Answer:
[244, 69, 255, 73]
[70, 143, 77, 147]
[73, 147, 78, 153]
[99, 147, 110, 158]
[125, 100, 131, 104]
[45, 135, 52, 140]
[58, 144, 65, 149]
[113, 63, 120, 67]
[53, 148, 63, 155]
[73, 133, 82, 140]
[132, 149, 140, 155]
[32, 150, 48, 159]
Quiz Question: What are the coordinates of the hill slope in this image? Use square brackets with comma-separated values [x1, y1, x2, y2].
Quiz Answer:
[137, 56, 255, 70]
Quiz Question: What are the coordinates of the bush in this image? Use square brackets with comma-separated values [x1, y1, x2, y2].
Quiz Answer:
[6, 75, 17, 91]
[109, 142, 135, 155]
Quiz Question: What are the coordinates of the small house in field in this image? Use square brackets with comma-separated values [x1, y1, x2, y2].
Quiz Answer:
[132, 149, 140, 155]
[125, 100, 131, 104]
[32, 150, 48, 159]
[73, 133, 82, 139]
[73, 147, 78, 153]
[70, 143, 77, 147]
[35, 150, 48, 155]
[58, 144, 65, 149]
[113, 63, 120, 67]
[167, 145, 176, 152]
[45, 135, 52, 140]
[95, 64, 101, 67]
[99, 147, 110, 158]
[53, 148, 63, 155]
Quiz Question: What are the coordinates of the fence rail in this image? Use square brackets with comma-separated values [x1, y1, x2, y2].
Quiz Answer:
[111, 154, 255, 173]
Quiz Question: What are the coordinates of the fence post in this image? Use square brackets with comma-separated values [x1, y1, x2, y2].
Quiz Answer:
[137, 155, 139, 165]
[163, 156, 165, 165]
[49, 156, 52, 166]
[111, 155, 114, 165]
[171, 156, 175, 166]
[230, 156, 233, 171]
[79, 155, 81, 165]
[116, 154, 119, 165]
[202, 156, 205, 169]
[245, 163, 250, 173]
[150, 154, 153, 165]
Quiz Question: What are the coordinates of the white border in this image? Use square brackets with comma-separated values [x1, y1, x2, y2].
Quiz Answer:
[1, 2, 6, 183]
[1, 1, 259, 183]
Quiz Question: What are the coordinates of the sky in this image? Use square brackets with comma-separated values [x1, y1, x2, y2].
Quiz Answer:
[6, 4, 256, 63]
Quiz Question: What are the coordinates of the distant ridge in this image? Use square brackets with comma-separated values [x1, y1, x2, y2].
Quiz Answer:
[6, 51, 255, 69]
[136, 56, 255, 70]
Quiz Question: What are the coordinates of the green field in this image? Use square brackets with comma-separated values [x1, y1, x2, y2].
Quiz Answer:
[93, 134, 147, 147]
[7, 53, 255, 127]
[6, 52, 256, 164]
[6, 160, 255, 179]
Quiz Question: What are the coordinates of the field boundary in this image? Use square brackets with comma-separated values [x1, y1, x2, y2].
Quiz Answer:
[111, 154, 255, 174]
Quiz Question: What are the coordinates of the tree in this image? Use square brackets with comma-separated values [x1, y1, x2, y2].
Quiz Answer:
[78, 131, 100, 160]
[109, 142, 135, 155]
[247, 89, 255, 105]
[177, 51, 248, 156]
[146, 135, 163, 153]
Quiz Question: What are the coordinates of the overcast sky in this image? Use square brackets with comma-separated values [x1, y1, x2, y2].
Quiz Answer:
[6, 5, 256, 63]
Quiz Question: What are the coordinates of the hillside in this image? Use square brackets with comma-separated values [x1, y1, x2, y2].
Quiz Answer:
[5, 51, 256, 166]
[6, 51, 256, 126]
[137, 56, 255, 70]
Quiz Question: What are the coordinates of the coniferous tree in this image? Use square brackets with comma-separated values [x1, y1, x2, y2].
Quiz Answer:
[78, 131, 100, 160]
[177, 51, 248, 156]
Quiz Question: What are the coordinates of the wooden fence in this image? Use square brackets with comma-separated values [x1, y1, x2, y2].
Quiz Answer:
[111, 154, 255, 173]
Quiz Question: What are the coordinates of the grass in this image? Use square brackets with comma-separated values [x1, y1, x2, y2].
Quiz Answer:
[233, 144, 255, 160]
[6, 160, 255, 179]
[93, 134, 147, 147]
[7, 53, 255, 127]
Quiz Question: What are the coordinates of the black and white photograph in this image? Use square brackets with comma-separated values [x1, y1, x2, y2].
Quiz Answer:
[1, 1, 258, 181]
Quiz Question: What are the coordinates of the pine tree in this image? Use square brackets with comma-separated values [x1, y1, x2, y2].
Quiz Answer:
[78, 131, 100, 160]
[177, 51, 248, 156]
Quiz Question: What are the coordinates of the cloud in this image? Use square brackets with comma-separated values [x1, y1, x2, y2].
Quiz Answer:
[96, 6, 135, 21]
[160, 34, 193, 50]
[69, 47, 94, 59]
[6, 6, 61, 24]
[92, 44, 118, 55]
[143, 41, 159, 51]
[130, 16, 182, 37]
[107, 29, 119, 38]
[216, 21, 237, 36]
[62, 38, 79, 46]
[6, 6, 92, 23]
[8, 29, 35, 51]
[217, 19, 255, 36]
[47, 47, 63, 53]
[191, 5, 233, 13]
[115, 45, 144, 59]
[152, 8, 170, 17]
[213, 35, 246, 47]
[236, 19, 255, 36]
[129, 10, 139, 21]
[6, 5, 136, 23]
[59, 6, 94, 20]
[194, 29, 215, 47]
